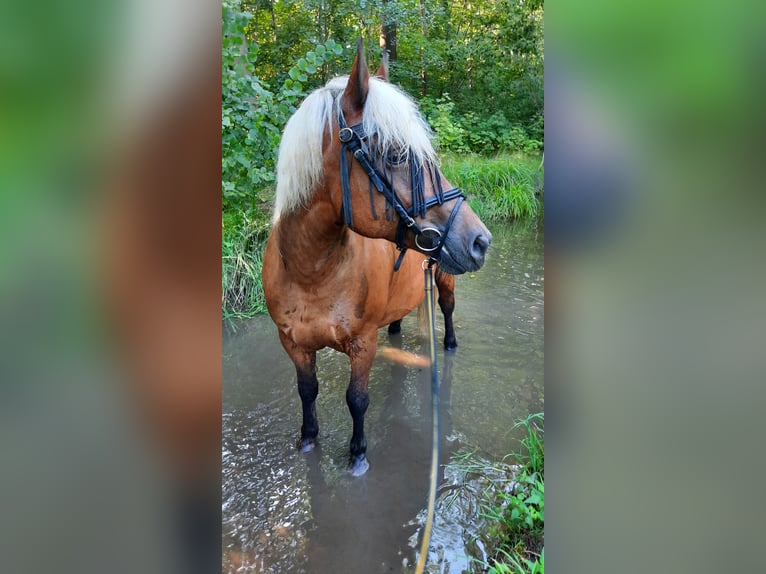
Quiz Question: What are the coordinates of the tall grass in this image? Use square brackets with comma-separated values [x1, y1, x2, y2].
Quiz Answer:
[222, 208, 270, 319]
[440, 153, 543, 221]
[513, 412, 544, 476]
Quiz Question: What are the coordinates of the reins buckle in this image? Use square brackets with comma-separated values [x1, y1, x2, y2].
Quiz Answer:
[339, 127, 354, 143]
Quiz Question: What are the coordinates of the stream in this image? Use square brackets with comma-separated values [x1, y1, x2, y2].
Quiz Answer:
[222, 218, 544, 573]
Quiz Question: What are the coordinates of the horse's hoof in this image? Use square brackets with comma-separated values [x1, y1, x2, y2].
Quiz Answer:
[298, 438, 316, 453]
[444, 338, 458, 351]
[349, 454, 370, 476]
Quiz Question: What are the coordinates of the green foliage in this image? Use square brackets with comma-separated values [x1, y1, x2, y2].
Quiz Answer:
[222, 0, 342, 214]
[421, 96, 543, 155]
[440, 154, 542, 220]
[242, 0, 543, 139]
[487, 547, 544, 574]
[222, 205, 270, 318]
[514, 412, 544, 476]
[461, 413, 545, 574]
[481, 471, 544, 557]
[222, 1, 272, 208]
[420, 95, 470, 153]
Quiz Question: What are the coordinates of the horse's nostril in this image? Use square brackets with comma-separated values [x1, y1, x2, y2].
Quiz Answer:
[472, 233, 490, 258]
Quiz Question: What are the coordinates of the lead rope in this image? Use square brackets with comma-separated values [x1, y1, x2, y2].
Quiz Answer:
[416, 258, 441, 574]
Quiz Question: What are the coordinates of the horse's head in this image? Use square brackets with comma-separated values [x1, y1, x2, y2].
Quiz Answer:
[323, 39, 492, 274]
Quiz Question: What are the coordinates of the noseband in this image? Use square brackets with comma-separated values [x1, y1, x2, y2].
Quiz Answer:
[337, 110, 465, 271]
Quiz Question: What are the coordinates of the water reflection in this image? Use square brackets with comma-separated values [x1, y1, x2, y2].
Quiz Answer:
[222, 219, 543, 573]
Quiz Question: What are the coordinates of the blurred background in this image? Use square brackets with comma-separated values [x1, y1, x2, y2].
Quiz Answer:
[0, 0, 221, 572]
[1, 0, 765, 573]
[546, 1, 766, 572]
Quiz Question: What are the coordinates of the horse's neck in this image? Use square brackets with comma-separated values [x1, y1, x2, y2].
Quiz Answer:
[276, 197, 350, 284]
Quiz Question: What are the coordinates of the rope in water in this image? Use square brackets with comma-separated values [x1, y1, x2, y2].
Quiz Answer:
[415, 259, 441, 574]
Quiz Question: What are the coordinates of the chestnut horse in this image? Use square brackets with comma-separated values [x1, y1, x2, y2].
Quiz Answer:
[262, 40, 491, 475]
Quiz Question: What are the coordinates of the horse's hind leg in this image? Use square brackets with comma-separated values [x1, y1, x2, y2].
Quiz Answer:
[345, 331, 377, 476]
[435, 268, 458, 351]
[278, 332, 319, 452]
[387, 319, 402, 335]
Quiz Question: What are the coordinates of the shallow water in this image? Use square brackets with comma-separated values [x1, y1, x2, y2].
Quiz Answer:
[222, 219, 544, 573]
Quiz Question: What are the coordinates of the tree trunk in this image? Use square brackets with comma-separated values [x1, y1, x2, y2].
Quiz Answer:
[268, 0, 277, 43]
[419, 0, 428, 96]
[380, 0, 397, 60]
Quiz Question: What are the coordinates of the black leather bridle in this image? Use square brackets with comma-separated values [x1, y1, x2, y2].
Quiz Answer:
[337, 109, 465, 271]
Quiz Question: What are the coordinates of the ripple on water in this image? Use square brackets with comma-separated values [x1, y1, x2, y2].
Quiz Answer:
[222, 408, 313, 574]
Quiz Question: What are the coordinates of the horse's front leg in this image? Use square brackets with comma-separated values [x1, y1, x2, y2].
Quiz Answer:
[278, 332, 319, 452]
[296, 356, 320, 452]
[435, 268, 458, 351]
[345, 330, 377, 476]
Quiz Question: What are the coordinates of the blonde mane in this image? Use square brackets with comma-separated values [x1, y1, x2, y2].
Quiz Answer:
[273, 76, 437, 222]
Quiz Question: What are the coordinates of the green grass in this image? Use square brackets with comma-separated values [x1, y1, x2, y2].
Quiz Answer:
[515, 412, 544, 476]
[440, 153, 543, 221]
[448, 413, 545, 574]
[222, 207, 270, 319]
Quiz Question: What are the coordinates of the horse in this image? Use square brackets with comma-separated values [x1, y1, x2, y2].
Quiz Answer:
[262, 39, 491, 476]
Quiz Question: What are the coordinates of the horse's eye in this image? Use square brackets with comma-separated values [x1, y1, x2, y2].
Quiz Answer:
[386, 150, 408, 166]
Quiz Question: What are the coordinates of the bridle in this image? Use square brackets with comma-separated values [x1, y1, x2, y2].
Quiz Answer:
[337, 109, 465, 271]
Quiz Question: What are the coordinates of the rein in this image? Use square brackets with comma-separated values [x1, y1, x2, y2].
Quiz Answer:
[416, 258, 441, 574]
[337, 110, 465, 270]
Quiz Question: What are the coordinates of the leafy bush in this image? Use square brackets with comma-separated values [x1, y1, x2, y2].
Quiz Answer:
[527, 113, 544, 146]
[422, 95, 542, 155]
[222, 2, 274, 210]
[222, 0, 342, 213]
[421, 95, 470, 153]
[461, 111, 509, 152]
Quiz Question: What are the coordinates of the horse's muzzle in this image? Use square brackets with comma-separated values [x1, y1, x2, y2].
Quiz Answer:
[437, 227, 492, 274]
[469, 230, 492, 263]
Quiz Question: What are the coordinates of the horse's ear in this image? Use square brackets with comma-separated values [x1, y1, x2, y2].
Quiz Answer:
[374, 51, 389, 82]
[342, 37, 369, 114]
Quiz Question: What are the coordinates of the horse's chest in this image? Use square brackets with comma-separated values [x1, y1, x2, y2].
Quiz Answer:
[277, 295, 359, 349]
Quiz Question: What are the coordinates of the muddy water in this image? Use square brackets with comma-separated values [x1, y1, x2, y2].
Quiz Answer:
[222, 219, 543, 573]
